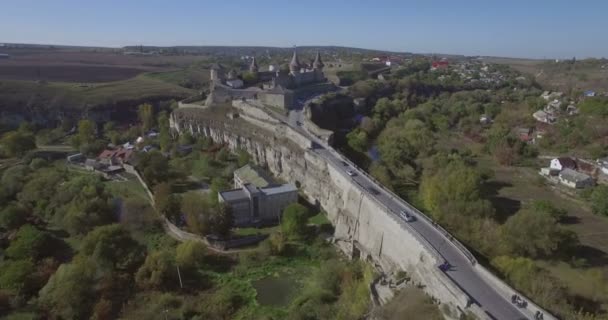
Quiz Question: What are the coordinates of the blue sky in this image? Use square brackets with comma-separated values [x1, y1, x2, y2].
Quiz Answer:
[1, 0, 607, 58]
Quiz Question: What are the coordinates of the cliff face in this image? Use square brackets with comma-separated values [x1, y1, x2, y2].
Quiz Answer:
[171, 107, 471, 317]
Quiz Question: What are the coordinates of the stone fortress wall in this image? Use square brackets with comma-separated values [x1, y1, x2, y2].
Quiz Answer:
[170, 104, 556, 320]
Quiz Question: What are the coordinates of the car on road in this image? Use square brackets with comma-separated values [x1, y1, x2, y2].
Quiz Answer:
[346, 169, 356, 176]
[296, 121, 302, 126]
[367, 186, 380, 195]
[340, 160, 348, 166]
[399, 210, 415, 222]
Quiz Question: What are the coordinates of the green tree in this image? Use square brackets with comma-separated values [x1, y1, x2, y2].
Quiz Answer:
[181, 192, 209, 234]
[137, 151, 170, 186]
[158, 111, 172, 152]
[175, 240, 206, 270]
[138, 103, 155, 132]
[75, 119, 96, 147]
[5, 225, 54, 260]
[281, 203, 309, 240]
[0, 259, 35, 292]
[38, 260, 97, 320]
[0, 130, 36, 157]
[80, 224, 145, 272]
[590, 185, 608, 216]
[346, 129, 369, 153]
[0, 203, 28, 230]
[208, 203, 233, 237]
[135, 250, 177, 290]
[236, 148, 250, 167]
[501, 210, 577, 258]
[59, 176, 113, 235]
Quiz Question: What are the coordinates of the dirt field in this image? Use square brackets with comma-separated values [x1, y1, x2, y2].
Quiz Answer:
[0, 47, 210, 82]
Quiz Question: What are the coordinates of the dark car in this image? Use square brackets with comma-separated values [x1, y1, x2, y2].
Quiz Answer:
[367, 186, 380, 195]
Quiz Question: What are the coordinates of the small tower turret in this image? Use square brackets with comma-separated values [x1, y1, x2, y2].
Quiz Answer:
[313, 51, 324, 70]
[249, 57, 259, 73]
[289, 47, 301, 73]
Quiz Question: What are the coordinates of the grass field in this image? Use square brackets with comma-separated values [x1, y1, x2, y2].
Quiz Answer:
[0, 75, 195, 112]
[486, 57, 608, 92]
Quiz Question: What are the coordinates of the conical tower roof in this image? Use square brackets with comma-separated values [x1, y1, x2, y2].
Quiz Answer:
[313, 51, 324, 69]
[249, 57, 259, 72]
[289, 47, 301, 72]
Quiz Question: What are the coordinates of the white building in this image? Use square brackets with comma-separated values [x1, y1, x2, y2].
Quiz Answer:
[550, 157, 577, 171]
[558, 168, 594, 189]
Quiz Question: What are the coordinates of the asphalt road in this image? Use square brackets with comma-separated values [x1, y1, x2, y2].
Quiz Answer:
[284, 109, 529, 320]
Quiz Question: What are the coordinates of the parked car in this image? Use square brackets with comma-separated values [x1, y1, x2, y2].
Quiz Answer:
[346, 169, 357, 176]
[399, 210, 415, 222]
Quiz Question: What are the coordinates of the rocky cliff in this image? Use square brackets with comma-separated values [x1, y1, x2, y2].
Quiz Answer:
[171, 106, 475, 318]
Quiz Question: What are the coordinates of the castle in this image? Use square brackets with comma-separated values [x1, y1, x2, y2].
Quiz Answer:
[206, 48, 335, 109]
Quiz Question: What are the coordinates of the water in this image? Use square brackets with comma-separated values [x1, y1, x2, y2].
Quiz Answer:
[253, 274, 298, 307]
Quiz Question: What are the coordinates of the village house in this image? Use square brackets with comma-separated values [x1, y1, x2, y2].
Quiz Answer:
[513, 127, 534, 143]
[550, 157, 577, 171]
[558, 168, 594, 189]
[533, 110, 556, 124]
[98, 148, 134, 166]
[597, 157, 608, 175]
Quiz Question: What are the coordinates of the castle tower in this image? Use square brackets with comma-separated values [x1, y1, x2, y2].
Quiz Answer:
[313, 51, 324, 70]
[249, 57, 259, 73]
[289, 47, 301, 74]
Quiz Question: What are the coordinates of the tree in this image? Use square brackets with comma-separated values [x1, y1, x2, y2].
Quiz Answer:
[75, 119, 96, 147]
[59, 176, 114, 235]
[39, 260, 97, 320]
[281, 203, 309, 240]
[0, 259, 35, 293]
[175, 240, 206, 270]
[6, 225, 55, 260]
[420, 161, 485, 216]
[346, 129, 368, 153]
[80, 224, 145, 272]
[590, 185, 608, 216]
[236, 149, 250, 167]
[158, 111, 172, 152]
[208, 203, 233, 237]
[0, 203, 28, 230]
[181, 192, 208, 234]
[0, 130, 36, 157]
[137, 151, 170, 186]
[501, 210, 577, 258]
[138, 103, 155, 132]
[135, 250, 177, 290]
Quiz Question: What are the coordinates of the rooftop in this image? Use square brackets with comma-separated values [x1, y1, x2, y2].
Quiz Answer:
[261, 183, 298, 196]
[219, 188, 248, 202]
[234, 164, 273, 188]
[559, 168, 591, 182]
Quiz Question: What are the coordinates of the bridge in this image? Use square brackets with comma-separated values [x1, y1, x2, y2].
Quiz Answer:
[170, 100, 557, 320]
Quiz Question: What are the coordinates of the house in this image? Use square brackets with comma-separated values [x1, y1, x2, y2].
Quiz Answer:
[533, 110, 556, 124]
[544, 100, 562, 114]
[566, 104, 579, 115]
[480, 114, 492, 125]
[219, 183, 298, 227]
[584, 90, 596, 97]
[66, 153, 85, 164]
[177, 145, 193, 156]
[226, 79, 244, 89]
[514, 127, 534, 143]
[558, 168, 594, 189]
[541, 91, 563, 101]
[84, 159, 101, 171]
[431, 60, 449, 70]
[550, 157, 577, 171]
[98, 148, 134, 166]
[597, 157, 608, 175]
